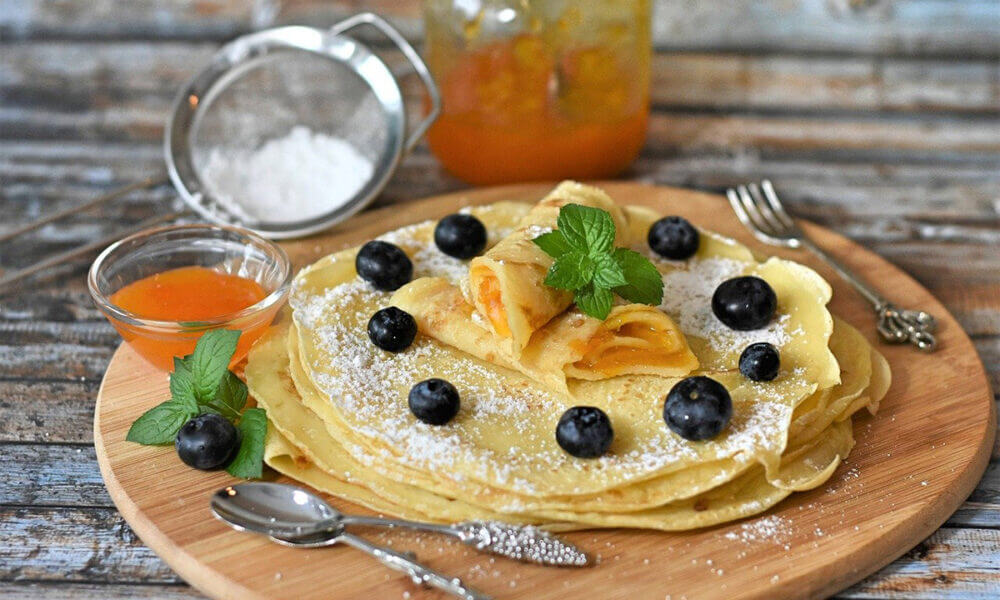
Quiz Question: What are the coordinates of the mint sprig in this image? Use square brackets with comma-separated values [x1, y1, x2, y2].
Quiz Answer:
[532, 204, 664, 320]
[126, 329, 268, 479]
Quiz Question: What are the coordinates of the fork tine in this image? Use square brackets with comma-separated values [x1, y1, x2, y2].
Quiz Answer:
[736, 185, 777, 236]
[760, 179, 796, 230]
[747, 182, 788, 234]
[726, 188, 757, 232]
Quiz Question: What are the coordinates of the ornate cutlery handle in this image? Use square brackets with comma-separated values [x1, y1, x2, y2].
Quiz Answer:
[338, 532, 491, 600]
[339, 516, 589, 567]
[800, 239, 938, 352]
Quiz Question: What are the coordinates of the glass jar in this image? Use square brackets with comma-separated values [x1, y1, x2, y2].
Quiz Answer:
[423, 0, 651, 185]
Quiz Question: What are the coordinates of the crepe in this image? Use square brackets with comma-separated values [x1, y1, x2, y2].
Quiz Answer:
[466, 181, 632, 352]
[245, 183, 891, 531]
[391, 277, 698, 396]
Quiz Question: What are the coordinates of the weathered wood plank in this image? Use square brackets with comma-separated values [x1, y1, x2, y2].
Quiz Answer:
[0, 443, 109, 506]
[0, 583, 205, 600]
[3, 42, 998, 114]
[2, 0, 999, 58]
[0, 583, 204, 600]
[5, 103, 999, 163]
[0, 380, 99, 444]
[0, 342, 114, 381]
[839, 528, 1000, 599]
[0, 506, 183, 583]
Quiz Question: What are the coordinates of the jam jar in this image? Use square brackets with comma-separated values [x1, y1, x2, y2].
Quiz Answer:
[423, 0, 651, 184]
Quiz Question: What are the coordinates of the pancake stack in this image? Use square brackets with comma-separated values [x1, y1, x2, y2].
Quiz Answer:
[246, 182, 890, 530]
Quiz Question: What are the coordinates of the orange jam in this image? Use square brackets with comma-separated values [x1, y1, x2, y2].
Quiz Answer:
[425, 34, 649, 185]
[108, 266, 272, 371]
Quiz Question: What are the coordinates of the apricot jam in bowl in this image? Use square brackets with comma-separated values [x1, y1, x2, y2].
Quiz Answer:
[88, 224, 292, 371]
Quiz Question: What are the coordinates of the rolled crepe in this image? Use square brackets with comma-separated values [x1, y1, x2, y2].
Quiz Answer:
[466, 181, 631, 353]
[393, 278, 698, 396]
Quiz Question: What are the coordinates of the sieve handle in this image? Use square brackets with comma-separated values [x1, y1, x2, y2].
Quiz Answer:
[329, 12, 441, 154]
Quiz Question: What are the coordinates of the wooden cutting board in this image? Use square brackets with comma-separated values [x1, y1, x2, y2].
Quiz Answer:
[94, 182, 995, 600]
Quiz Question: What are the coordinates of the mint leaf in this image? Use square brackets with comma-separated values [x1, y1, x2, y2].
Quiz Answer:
[226, 408, 268, 479]
[169, 357, 198, 414]
[557, 204, 616, 254]
[190, 329, 240, 404]
[214, 371, 248, 415]
[591, 253, 627, 289]
[532, 230, 574, 259]
[613, 248, 664, 305]
[544, 252, 594, 290]
[126, 399, 197, 445]
[575, 285, 614, 320]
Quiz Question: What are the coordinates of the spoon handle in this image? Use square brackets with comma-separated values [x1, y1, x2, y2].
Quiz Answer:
[337, 531, 492, 600]
[339, 516, 589, 567]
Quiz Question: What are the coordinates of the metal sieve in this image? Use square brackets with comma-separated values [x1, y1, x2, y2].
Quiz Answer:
[166, 12, 440, 239]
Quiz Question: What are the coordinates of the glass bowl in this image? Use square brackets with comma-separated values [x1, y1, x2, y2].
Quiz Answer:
[88, 224, 292, 371]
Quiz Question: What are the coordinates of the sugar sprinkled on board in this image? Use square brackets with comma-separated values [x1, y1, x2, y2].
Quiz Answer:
[201, 125, 373, 223]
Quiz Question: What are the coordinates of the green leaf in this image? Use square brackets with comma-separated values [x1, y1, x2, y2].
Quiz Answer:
[544, 252, 594, 291]
[574, 285, 614, 320]
[126, 399, 196, 445]
[190, 329, 241, 404]
[556, 204, 616, 255]
[169, 357, 198, 414]
[226, 408, 268, 479]
[613, 248, 664, 306]
[591, 253, 627, 289]
[532, 230, 574, 259]
[214, 371, 248, 415]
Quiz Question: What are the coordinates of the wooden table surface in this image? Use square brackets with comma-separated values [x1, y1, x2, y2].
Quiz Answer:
[1, 1, 998, 598]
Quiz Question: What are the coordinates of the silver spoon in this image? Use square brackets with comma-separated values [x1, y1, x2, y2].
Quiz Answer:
[211, 482, 589, 567]
[212, 488, 489, 600]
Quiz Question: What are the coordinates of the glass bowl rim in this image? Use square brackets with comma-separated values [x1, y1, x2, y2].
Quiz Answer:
[88, 223, 293, 332]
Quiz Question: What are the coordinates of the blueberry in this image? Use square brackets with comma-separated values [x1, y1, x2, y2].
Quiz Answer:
[408, 379, 460, 425]
[663, 376, 732, 441]
[175, 414, 239, 470]
[711, 276, 777, 330]
[356, 241, 413, 291]
[368, 307, 417, 353]
[434, 214, 488, 259]
[556, 406, 614, 458]
[648, 216, 700, 260]
[739, 342, 780, 382]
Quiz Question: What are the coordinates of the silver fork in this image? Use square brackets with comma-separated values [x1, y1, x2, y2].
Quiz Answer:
[726, 180, 937, 352]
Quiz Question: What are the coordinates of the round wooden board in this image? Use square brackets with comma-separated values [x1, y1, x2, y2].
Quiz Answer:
[95, 182, 995, 600]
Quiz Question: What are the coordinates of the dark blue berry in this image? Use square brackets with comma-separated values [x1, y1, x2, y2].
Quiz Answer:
[711, 276, 777, 330]
[367, 307, 417, 353]
[664, 376, 732, 441]
[408, 379, 460, 425]
[175, 414, 239, 470]
[648, 216, 700, 260]
[556, 406, 614, 458]
[434, 214, 488, 259]
[739, 342, 780, 382]
[356, 241, 413, 291]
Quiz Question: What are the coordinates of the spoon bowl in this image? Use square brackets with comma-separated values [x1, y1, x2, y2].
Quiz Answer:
[211, 482, 340, 540]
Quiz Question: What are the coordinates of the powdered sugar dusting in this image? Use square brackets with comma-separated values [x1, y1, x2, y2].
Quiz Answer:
[660, 257, 791, 355]
[289, 219, 803, 496]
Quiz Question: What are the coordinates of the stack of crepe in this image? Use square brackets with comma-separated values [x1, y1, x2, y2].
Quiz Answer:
[246, 181, 890, 530]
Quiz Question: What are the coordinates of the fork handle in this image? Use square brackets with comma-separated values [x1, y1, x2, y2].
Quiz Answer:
[337, 532, 492, 600]
[799, 238, 938, 352]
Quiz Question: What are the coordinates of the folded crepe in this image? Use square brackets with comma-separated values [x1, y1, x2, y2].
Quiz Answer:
[393, 277, 698, 396]
[466, 181, 631, 353]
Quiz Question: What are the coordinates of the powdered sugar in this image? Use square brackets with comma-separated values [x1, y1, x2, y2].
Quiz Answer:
[201, 126, 372, 223]
[659, 257, 791, 355]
